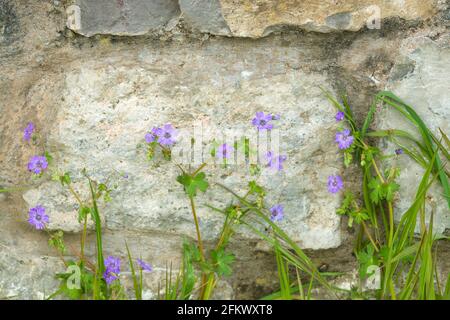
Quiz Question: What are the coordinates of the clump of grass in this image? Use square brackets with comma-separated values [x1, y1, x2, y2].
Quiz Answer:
[324, 89, 450, 300]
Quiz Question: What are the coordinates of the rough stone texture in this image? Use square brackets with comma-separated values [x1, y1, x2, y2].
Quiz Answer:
[71, 0, 181, 37]
[378, 35, 450, 234]
[67, 0, 439, 37]
[179, 0, 231, 36]
[19, 41, 342, 249]
[219, 0, 437, 36]
[0, 0, 449, 299]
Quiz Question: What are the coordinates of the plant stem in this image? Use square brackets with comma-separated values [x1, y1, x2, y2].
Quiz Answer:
[80, 215, 88, 262]
[189, 196, 205, 261]
[361, 221, 379, 252]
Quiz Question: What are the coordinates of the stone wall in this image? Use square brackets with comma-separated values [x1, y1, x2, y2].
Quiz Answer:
[0, 0, 449, 299]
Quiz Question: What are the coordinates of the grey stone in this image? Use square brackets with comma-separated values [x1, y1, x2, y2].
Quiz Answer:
[70, 0, 180, 37]
[325, 12, 353, 30]
[179, 0, 231, 36]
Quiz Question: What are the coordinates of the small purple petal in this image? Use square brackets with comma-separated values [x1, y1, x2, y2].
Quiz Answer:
[137, 259, 153, 272]
[103, 256, 121, 285]
[270, 204, 284, 222]
[145, 132, 155, 143]
[328, 175, 344, 194]
[216, 143, 234, 159]
[157, 123, 177, 146]
[27, 155, 48, 175]
[335, 129, 354, 150]
[335, 111, 345, 122]
[266, 151, 287, 171]
[28, 205, 49, 230]
[252, 112, 275, 131]
[23, 122, 35, 142]
[395, 148, 404, 155]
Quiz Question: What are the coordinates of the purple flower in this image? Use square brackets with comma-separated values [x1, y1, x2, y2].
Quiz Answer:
[266, 151, 287, 171]
[328, 175, 344, 194]
[103, 272, 118, 285]
[23, 122, 35, 142]
[395, 148, 404, 155]
[27, 155, 48, 174]
[335, 129, 354, 150]
[145, 127, 161, 143]
[103, 256, 121, 285]
[270, 204, 284, 222]
[145, 133, 155, 143]
[28, 205, 49, 230]
[137, 259, 153, 272]
[335, 111, 345, 122]
[156, 124, 177, 146]
[216, 143, 234, 159]
[252, 112, 274, 131]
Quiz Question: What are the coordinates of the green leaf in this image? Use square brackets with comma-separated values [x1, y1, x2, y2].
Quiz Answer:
[356, 245, 378, 279]
[176, 172, 209, 198]
[384, 181, 400, 202]
[249, 164, 260, 176]
[248, 180, 265, 196]
[78, 206, 90, 223]
[48, 230, 66, 253]
[211, 249, 235, 276]
[44, 151, 53, 166]
[352, 209, 369, 225]
[60, 172, 71, 186]
[368, 178, 383, 204]
[337, 191, 354, 216]
[344, 149, 353, 167]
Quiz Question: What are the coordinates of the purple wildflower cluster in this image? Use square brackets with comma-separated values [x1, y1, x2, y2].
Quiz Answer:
[103, 256, 121, 285]
[252, 112, 279, 131]
[216, 143, 234, 160]
[327, 112, 355, 194]
[27, 155, 48, 174]
[335, 129, 354, 150]
[395, 148, 404, 155]
[266, 151, 287, 172]
[145, 123, 177, 146]
[28, 205, 49, 230]
[23, 122, 35, 142]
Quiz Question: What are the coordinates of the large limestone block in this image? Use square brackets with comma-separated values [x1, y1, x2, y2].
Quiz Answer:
[21, 41, 343, 249]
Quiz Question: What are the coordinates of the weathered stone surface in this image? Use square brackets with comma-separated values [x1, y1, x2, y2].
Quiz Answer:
[2, 0, 449, 301]
[22, 181, 105, 233]
[219, 0, 437, 37]
[20, 40, 342, 249]
[0, 253, 63, 299]
[70, 0, 180, 37]
[179, 0, 230, 36]
[378, 35, 450, 234]
[67, 0, 438, 37]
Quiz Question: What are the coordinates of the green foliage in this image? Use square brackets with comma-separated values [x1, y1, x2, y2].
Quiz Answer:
[356, 245, 379, 279]
[176, 172, 209, 198]
[48, 230, 66, 254]
[325, 90, 450, 300]
[210, 249, 235, 277]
